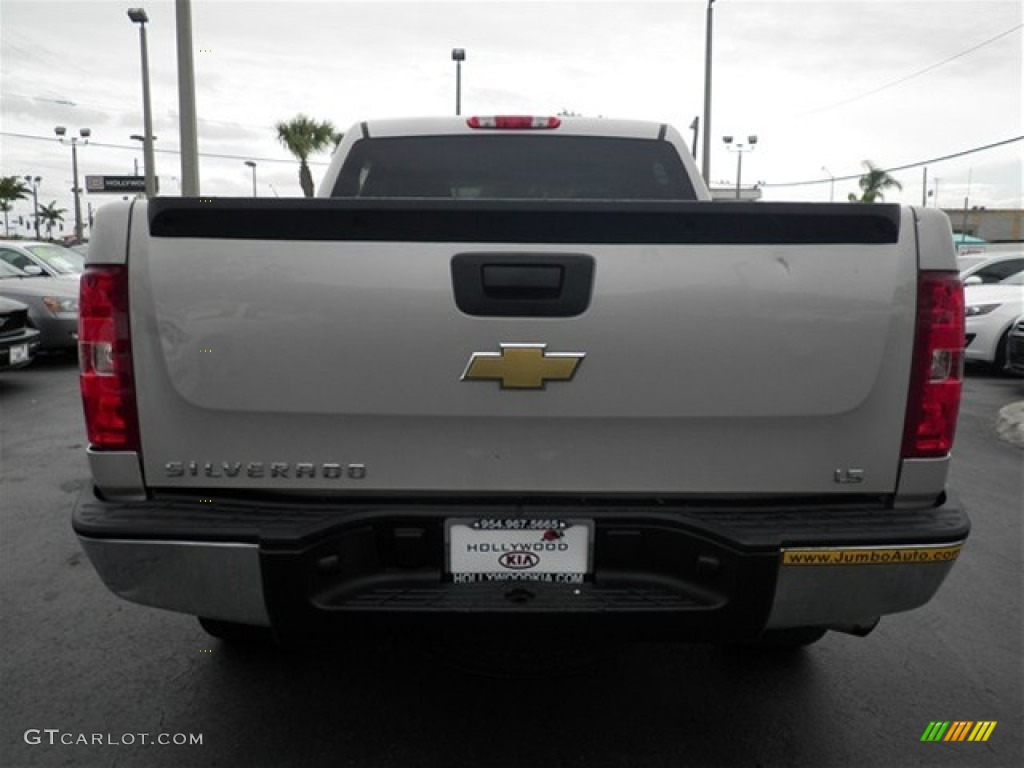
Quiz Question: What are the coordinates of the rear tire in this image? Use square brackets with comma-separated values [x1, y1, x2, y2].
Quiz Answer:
[755, 626, 828, 648]
[721, 627, 828, 652]
[992, 329, 1010, 372]
[197, 616, 274, 645]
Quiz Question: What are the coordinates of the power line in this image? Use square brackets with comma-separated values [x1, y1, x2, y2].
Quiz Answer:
[763, 136, 1024, 188]
[0, 131, 332, 167]
[798, 23, 1023, 117]
[5, 130, 1019, 191]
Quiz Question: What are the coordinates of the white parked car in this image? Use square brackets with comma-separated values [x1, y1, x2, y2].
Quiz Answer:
[964, 270, 1024, 369]
[959, 251, 1024, 286]
[0, 240, 84, 279]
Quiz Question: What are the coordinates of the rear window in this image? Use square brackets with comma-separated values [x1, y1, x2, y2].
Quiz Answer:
[331, 135, 696, 200]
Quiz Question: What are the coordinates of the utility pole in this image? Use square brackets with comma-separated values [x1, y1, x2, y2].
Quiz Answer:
[176, 0, 200, 195]
[701, 0, 716, 184]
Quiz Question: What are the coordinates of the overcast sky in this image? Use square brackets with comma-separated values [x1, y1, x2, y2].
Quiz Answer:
[1, 0, 1021, 237]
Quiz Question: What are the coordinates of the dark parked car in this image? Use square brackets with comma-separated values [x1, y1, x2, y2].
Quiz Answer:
[0, 261, 79, 350]
[0, 296, 41, 370]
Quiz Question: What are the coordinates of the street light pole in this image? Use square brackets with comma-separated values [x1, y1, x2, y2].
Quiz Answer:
[822, 166, 835, 202]
[736, 148, 744, 198]
[128, 8, 158, 198]
[701, 0, 716, 184]
[244, 161, 257, 196]
[23, 175, 41, 239]
[452, 48, 465, 116]
[723, 134, 757, 200]
[132, 134, 157, 196]
[130, 134, 142, 176]
[54, 126, 89, 241]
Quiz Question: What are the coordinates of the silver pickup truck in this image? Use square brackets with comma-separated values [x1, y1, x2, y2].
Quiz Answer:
[73, 116, 968, 647]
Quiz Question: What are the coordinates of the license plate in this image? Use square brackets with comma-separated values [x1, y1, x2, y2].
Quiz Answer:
[446, 519, 592, 584]
[10, 344, 28, 364]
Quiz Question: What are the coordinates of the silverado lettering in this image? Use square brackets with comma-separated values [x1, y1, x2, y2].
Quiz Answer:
[164, 461, 367, 479]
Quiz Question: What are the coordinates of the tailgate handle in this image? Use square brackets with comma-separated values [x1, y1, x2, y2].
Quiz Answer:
[482, 264, 563, 300]
[452, 252, 595, 317]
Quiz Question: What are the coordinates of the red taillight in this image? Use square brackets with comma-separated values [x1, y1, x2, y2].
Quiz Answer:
[901, 272, 964, 458]
[467, 115, 562, 130]
[79, 266, 140, 451]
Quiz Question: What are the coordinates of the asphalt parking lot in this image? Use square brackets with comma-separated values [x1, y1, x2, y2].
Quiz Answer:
[1, 355, 1021, 768]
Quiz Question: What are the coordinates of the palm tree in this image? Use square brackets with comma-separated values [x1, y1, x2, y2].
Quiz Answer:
[0, 176, 30, 235]
[848, 161, 903, 203]
[275, 114, 338, 197]
[36, 201, 66, 240]
[0, 200, 13, 237]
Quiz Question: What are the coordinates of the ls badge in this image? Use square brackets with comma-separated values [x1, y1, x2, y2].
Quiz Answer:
[462, 344, 585, 390]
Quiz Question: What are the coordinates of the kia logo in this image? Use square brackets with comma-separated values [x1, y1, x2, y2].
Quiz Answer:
[499, 551, 540, 570]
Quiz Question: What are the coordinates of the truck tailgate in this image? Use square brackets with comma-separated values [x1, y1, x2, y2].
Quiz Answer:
[130, 200, 915, 497]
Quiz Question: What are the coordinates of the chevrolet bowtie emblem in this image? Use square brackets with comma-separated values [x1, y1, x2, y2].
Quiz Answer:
[462, 344, 585, 389]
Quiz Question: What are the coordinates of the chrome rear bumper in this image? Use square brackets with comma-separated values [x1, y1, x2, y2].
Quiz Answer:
[74, 492, 968, 638]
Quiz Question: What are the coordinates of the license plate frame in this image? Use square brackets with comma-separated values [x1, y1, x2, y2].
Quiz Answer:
[445, 518, 593, 584]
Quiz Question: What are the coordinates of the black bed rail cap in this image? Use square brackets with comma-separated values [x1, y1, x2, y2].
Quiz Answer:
[147, 198, 902, 245]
